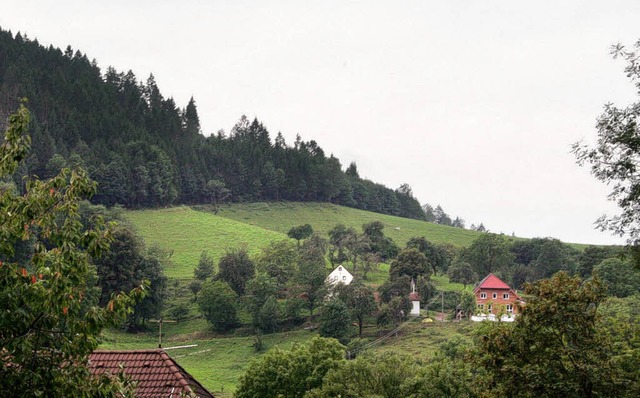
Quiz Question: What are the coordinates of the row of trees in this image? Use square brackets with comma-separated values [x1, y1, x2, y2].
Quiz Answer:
[189, 220, 636, 340]
[189, 223, 450, 339]
[162, 213, 636, 344]
[192, 238, 327, 333]
[235, 273, 640, 397]
[0, 28, 426, 220]
[447, 233, 639, 297]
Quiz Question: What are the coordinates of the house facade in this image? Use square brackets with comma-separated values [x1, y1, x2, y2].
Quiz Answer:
[326, 265, 353, 286]
[472, 273, 523, 320]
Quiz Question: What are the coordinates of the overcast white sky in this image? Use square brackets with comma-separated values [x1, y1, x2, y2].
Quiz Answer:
[3, 1, 640, 245]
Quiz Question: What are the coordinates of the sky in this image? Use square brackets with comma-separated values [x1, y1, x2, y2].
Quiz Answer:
[2, 1, 640, 245]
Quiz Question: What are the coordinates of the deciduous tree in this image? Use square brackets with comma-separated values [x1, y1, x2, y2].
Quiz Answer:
[573, 41, 640, 264]
[235, 337, 345, 398]
[318, 298, 351, 343]
[389, 248, 430, 281]
[294, 236, 328, 318]
[593, 258, 640, 297]
[473, 272, 621, 397]
[194, 250, 215, 281]
[197, 280, 239, 332]
[406, 236, 449, 275]
[447, 260, 477, 288]
[0, 104, 142, 396]
[215, 247, 255, 295]
[287, 223, 314, 246]
[334, 281, 376, 337]
[460, 234, 515, 277]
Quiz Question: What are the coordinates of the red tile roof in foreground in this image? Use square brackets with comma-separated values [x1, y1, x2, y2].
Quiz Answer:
[474, 273, 512, 292]
[89, 349, 214, 398]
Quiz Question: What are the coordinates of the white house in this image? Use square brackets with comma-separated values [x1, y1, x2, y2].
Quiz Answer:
[409, 279, 420, 316]
[326, 265, 354, 286]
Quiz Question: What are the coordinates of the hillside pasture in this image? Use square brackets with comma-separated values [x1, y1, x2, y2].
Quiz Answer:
[126, 206, 287, 279]
[101, 326, 317, 397]
[214, 202, 484, 247]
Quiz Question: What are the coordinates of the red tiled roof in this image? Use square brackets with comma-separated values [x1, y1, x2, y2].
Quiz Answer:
[89, 349, 214, 398]
[474, 273, 512, 292]
[409, 292, 420, 301]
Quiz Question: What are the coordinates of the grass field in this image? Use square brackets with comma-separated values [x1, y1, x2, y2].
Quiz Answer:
[214, 202, 485, 248]
[126, 206, 287, 279]
[372, 320, 475, 360]
[125, 202, 490, 280]
[101, 325, 318, 396]
[100, 314, 476, 395]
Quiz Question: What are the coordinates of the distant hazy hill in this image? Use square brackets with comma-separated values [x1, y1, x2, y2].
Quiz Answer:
[0, 27, 424, 220]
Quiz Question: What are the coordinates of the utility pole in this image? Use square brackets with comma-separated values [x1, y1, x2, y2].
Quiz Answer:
[155, 318, 176, 348]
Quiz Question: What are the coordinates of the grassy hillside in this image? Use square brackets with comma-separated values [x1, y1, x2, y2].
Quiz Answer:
[101, 326, 317, 397]
[214, 202, 484, 247]
[126, 206, 287, 279]
[118, 203, 483, 394]
[125, 203, 488, 279]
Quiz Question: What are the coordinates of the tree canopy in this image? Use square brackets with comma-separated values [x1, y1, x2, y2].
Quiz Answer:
[0, 28, 426, 221]
[573, 41, 640, 263]
[0, 104, 143, 396]
[473, 272, 622, 397]
[235, 337, 345, 398]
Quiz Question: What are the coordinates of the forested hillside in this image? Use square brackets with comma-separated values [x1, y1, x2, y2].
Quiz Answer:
[0, 28, 424, 219]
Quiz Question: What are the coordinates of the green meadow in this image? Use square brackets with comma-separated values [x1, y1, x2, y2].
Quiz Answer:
[125, 202, 490, 280]
[101, 326, 318, 397]
[214, 202, 484, 248]
[126, 206, 286, 279]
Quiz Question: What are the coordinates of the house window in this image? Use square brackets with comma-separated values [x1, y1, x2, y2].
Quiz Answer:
[488, 304, 493, 313]
[477, 304, 484, 310]
[342, 276, 346, 281]
[503, 293, 509, 299]
[480, 292, 487, 299]
[506, 304, 513, 313]
[492, 293, 497, 299]
[339, 266, 342, 271]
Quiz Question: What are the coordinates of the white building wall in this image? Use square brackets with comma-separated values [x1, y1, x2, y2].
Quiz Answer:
[410, 300, 420, 316]
[326, 265, 354, 285]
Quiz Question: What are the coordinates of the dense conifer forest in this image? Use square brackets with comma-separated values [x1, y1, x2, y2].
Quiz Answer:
[0, 28, 425, 219]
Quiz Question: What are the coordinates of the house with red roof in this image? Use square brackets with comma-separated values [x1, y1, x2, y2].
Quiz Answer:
[89, 349, 214, 397]
[472, 273, 524, 321]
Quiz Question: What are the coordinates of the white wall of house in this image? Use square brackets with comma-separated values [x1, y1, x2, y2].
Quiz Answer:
[326, 265, 353, 286]
[410, 300, 420, 316]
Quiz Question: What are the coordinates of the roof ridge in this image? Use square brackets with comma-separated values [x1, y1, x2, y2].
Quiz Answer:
[159, 351, 192, 392]
[161, 350, 216, 397]
[473, 273, 492, 292]
[474, 273, 513, 292]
